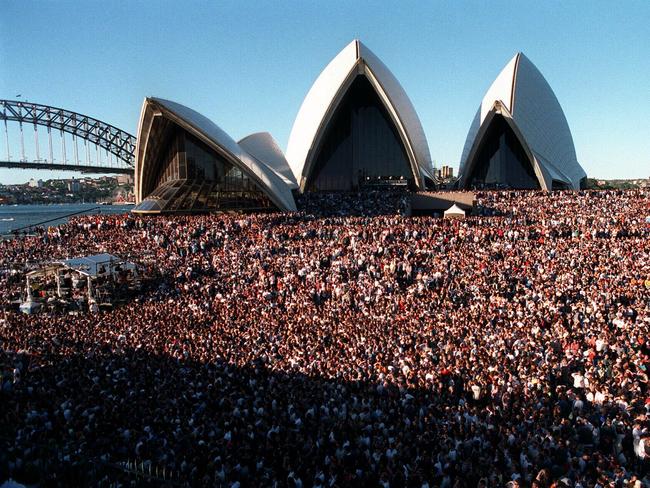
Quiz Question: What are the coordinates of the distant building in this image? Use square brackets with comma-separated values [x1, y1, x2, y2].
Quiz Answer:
[28, 178, 44, 188]
[441, 166, 454, 179]
[68, 178, 80, 193]
[116, 174, 134, 185]
[432, 165, 454, 181]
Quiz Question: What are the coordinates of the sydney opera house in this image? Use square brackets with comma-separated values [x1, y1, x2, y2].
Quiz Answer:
[458, 53, 586, 190]
[285, 40, 433, 192]
[133, 41, 586, 213]
[133, 98, 297, 213]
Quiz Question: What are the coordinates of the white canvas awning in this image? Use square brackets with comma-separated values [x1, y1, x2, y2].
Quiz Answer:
[27, 253, 135, 279]
[443, 203, 467, 219]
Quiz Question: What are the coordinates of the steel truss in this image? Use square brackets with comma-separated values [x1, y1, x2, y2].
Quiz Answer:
[0, 99, 135, 168]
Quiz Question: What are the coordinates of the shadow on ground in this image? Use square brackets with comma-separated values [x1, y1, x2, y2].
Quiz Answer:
[0, 343, 641, 487]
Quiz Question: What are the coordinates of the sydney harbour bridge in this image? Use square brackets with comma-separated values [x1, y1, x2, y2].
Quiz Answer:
[0, 99, 135, 175]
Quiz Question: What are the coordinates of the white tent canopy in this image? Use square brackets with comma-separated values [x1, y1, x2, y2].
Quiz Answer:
[444, 203, 467, 219]
[56, 253, 134, 277]
[27, 253, 136, 279]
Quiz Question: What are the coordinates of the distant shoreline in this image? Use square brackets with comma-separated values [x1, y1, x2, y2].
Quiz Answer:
[0, 203, 132, 238]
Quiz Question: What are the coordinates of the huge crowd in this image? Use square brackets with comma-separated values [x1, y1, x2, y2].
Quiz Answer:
[1, 189, 649, 487]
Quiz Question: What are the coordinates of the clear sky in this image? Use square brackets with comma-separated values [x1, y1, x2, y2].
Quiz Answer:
[1, 0, 648, 184]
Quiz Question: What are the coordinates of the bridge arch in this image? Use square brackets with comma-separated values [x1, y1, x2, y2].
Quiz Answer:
[1, 99, 135, 173]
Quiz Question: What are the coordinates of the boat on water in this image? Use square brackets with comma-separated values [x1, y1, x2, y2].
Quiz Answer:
[0, 217, 15, 222]
[100, 201, 135, 206]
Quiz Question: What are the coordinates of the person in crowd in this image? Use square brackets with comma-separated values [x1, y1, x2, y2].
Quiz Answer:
[0, 189, 649, 487]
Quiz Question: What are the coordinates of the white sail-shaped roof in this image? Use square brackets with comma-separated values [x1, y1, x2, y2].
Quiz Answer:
[459, 53, 586, 190]
[135, 97, 296, 212]
[286, 39, 433, 191]
[238, 132, 298, 189]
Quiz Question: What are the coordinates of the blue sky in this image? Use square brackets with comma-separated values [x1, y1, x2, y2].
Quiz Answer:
[1, 0, 649, 184]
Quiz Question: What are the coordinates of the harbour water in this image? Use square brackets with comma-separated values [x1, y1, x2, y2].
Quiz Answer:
[0, 203, 133, 236]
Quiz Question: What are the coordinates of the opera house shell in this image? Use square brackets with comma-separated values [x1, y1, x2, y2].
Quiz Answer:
[458, 53, 586, 190]
[286, 40, 433, 192]
[133, 97, 296, 213]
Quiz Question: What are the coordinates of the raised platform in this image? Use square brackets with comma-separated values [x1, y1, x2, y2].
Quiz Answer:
[409, 191, 475, 216]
